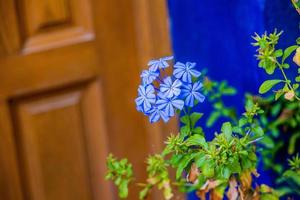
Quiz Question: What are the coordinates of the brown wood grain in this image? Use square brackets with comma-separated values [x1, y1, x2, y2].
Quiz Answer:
[0, 0, 176, 199]
[0, 1, 21, 56]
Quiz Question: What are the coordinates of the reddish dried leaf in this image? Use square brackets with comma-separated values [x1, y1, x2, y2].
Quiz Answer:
[187, 163, 200, 184]
[240, 171, 252, 192]
[227, 178, 238, 200]
[211, 189, 223, 200]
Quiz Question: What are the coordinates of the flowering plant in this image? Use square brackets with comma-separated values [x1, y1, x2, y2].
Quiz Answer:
[105, 6, 300, 200]
[106, 55, 282, 200]
[135, 57, 204, 123]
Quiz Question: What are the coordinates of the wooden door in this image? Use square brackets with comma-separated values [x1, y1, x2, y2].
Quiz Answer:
[0, 0, 175, 200]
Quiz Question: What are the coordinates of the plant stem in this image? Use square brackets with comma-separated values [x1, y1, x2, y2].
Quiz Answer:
[182, 108, 192, 135]
[276, 61, 300, 101]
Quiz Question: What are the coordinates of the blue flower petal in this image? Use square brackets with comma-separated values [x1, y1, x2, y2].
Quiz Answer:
[160, 77, 182, 98]
[172, 99, 184, 110]
[173, 62, 201, 83]
[148, 106, 170, 123]
[135, 96, 144, 106]
[148, 56, 174, 72]
[189, 69, 201, 78]
[156, 94, 184, 117]
[136, 84, 156, 112]
[149, 111, 160, 123]
[185, 94, 194, 107]
[140, 70, 159, 85]
[195, 93, 205, 103]
[181, 81, 205, 107]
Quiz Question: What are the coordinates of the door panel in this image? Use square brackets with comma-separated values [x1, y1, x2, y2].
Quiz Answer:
[7, 81, 112, 200]
[0, 0, 174, 199]
[18, 0, 94, 54]
[16, 92, 92, 200]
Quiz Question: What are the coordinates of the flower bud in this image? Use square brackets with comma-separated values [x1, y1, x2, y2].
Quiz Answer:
[284, 90, 295, 101]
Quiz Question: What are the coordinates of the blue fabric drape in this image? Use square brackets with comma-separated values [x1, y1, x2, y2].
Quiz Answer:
[167, 0, 299, 199]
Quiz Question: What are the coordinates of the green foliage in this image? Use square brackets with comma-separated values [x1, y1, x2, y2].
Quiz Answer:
[139, 155, 173, 200]
[250, 30, 300, 198]
[252, 30, 300, 101]
[161, 107, 266, 198]
[106, 16, 300, 200]
[291, 0, 300, 14]
[259, 80, 284, 94]
[202, 77, 238, 127]
[252, 30, 283, 75]
[205, 78, 300, 198]
[250, 95, 300, 172]
[180, 111, 204, 137]
[105, 154, 133, 198]
[106, 76, 283, 200]
[276, 155, 300, 196]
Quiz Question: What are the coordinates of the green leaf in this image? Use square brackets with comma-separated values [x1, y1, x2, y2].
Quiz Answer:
[259, 80, 284, 94]
[180, 125, 190, 138]
[222, 87, 237, 95]
[232, 126, 243, 135]
[214, 183, 227, 198]
[240, 155, 253, 169]
[296, 75, 300, 82]
[139, 185, 151, 200]
[221, 122, 232, 141]
[275, 90, 284, 100]
[248, 152, 257, 161]
[229, 157, 241, 173]
[221, 166, 231, 179]
[238, 118, 248, 127]
[282, 63, 290, 69]
[185, 134, 206, 147]
[169, 154, 183, 167]
[288, 132, 300, 155]
[260, 136, 275, 149]
[261, 194, 279, 200]
[293, 83, 299, 90]
[206, 111, 221, 127]
[180, 115, 190, 125]
[202, 160, 215, 178]
[265, 61, 276, 75]
[176, 154, 196, 180]
[192, 127, 203, 135]
[274, 49, 283, 57]
[282, 45, 298, 62]
[213, 102, 223, 110]
[283, 170, 300, 185]
[297, 37, 300, 45]
[190, 112, 203, 128]
[119, 180, 129, 198]
[252, 125, 264, 137]
[275, 187, 293, 197]
[106, 154, 133, 199]
[271, 103, 281, 116]
[105, 173, 113, 180]
[194, 152, 207, 168]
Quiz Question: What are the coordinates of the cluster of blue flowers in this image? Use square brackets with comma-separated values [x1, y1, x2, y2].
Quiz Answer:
[135, 56, 205, 123]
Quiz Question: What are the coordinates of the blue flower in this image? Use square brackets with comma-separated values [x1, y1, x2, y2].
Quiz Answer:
[148, 56, 174, 72]
[181, 81, 205, 107]
[160, 77, 182, 98]
[135, 84, 156, 112]
[140, 70, 159, 85]
[156, 94, 184, 117]
[173, 62, 201, 83]
[148, 105, 169, 123]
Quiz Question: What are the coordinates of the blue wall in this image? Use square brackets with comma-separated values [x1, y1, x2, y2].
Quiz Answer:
[167, 0, 299, 199]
